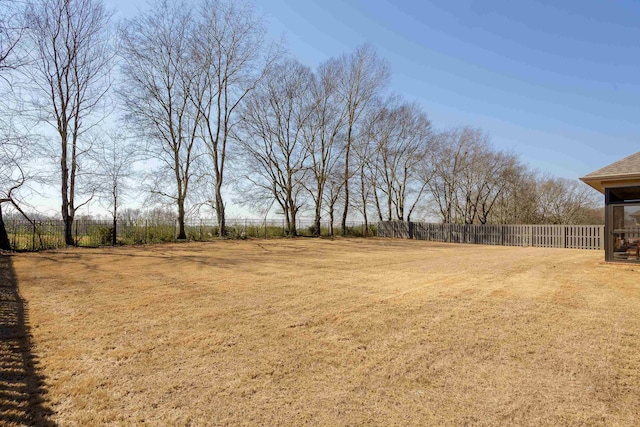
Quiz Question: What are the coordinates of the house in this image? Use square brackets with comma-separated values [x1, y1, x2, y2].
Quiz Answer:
[581, 151, 640, 262]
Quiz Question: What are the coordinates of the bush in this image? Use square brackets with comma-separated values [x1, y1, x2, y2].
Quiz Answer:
[97, 226, 114, 245]
[306, 224, 320, 236]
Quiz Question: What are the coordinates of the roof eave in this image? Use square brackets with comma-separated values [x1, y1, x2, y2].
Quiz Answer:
[579, 174, 640, 194]
[580, 173, 640, 182]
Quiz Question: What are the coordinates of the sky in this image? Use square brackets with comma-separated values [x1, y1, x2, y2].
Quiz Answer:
[247, 0, 640, 180]
[107, 0, 640, 180]
[69, 0, 640, 216]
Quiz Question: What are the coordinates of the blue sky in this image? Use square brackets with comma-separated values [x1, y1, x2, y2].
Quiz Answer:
[111, 0, 640, 180]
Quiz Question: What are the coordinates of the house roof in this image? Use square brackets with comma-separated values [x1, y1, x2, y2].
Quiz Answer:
[581, 151, 640, 179]
[580, 151, 640, 193]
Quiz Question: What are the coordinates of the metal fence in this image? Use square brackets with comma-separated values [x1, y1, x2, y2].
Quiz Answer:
[3, 218, 375, 251]
[378, 221, 604, 250]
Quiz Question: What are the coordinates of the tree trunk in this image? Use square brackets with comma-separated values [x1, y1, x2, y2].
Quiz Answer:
[215, 176, 226, 237]
[341, 150, 350, 235]
[61, 141, 74, 246]
[284, 210, 291, 237]
[362, 207, 369, 237]
[177, 199, 187, 240]
[313, 182, 323, 237]
[112, 189, 118, 246]
[112, 216, 117, 246]
[387, 187, 393, 221]
[328, 206, 334, 236]
[63, 213, 74, 246]
[360, 168, 369, 237]
[215, 186, 226, 238]
[373, 188, 383, 222]
[313, 206, 322, 237]
[290, 210, 298, 237]
[0, 205, 11, 250]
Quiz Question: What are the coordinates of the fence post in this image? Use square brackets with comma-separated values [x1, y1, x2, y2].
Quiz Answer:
[562, 225, 567, 249]
[529, 225, 534, 247]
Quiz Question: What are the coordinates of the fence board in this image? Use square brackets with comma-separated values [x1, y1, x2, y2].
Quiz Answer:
[378, 221, 603, 250]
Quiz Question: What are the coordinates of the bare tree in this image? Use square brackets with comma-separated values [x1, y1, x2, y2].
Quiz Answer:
[0, 0, 27, 76]
[323, 163, 345, 236]
[472, 152, 521, 224]
[26, 0, 114, 245]
[0, 0, 29, 249]
[89, 130, 139, 245]
[353, 129, 375, 233]
[535, 176, 599, 224]
[486, 165, 538, 224]
[368, 99, 432, 222]
[336, 43, 390, 235]
[189, 0, 278, 237]
[352, 97, 385, 229]
[367, 101, 398, 221]
[428, 127, 523, 224]
[0, 121, 33, 249]
[303, 59, 347, 236]
[236, 60, 313, 236]
[119, 0, 200, 239]
[452, 130, 518, 224]
[428, 128, 471, 223]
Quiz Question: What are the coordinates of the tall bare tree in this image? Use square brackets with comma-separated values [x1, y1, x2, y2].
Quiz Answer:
[303, 59, 347, 236]
[535, 176, 599, 224]
[428, 128, 470, 223]
[452, 130, 518, 224]
[428, 127, 540, 225]
[0, 0, 28, 249]
[237, 60, 313, 236]
[353, 128, 374, 233]
[323, 165, 345, 235]
[26, 0, 114, 245]
[119, 0, 200, 239]
[189, 0, 278, 237]
[487, 165, 538, 224]
[367, 99, 433, 221]
[89, 130, 139, 245]
[336, 43, 390, 235]
[352, 97, 384, 233]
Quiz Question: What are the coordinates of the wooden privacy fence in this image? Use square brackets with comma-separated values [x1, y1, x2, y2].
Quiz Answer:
[378, 221, 604, 250]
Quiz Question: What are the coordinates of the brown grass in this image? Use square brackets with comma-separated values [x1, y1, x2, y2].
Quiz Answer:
[2, 238, 640, 425]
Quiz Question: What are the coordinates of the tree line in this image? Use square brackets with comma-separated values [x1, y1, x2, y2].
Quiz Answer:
[0, 0, 600, 248]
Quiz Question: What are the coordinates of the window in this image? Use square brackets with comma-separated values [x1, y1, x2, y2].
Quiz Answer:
[609, 204, 640, 261]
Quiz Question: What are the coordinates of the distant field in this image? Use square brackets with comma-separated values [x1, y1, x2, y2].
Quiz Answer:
[2, 239, 640, 425]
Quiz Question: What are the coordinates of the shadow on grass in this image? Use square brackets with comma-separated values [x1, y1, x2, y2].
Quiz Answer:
[0, 255, 56, 426]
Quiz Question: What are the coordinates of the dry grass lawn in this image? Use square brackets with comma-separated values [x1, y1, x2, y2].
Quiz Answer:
[2, 238, 640, 425]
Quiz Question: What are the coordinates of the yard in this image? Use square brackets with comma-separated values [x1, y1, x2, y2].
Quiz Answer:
[2, 239, 640, 425]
